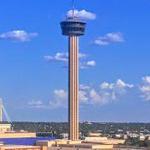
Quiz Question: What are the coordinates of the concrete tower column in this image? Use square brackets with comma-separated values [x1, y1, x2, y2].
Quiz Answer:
[60, 16, 86, 141]
[68, 36, 79, 141]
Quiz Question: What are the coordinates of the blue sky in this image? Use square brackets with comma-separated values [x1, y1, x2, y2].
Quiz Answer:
[0, 0, 150, 122]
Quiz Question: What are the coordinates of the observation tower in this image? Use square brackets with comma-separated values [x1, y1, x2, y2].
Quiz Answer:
[60, 0, 86, 141]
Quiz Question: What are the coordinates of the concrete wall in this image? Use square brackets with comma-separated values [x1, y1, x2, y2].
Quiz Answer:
[0, 132, 36, 138]
[0, 145, 42, 150]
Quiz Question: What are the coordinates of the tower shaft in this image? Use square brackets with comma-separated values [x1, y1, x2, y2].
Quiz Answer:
[61, 16, 86, 141]
[68, 36, 79, 141]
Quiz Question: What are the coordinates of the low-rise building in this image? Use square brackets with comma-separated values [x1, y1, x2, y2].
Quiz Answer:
[88, 132, 102, 137]
[0, 145, 45, 150]
[0, 123, 11, 133]
[36, 139, 114, 150]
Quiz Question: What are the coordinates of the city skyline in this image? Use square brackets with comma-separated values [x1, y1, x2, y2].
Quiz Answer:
[0, 0, 150, 122]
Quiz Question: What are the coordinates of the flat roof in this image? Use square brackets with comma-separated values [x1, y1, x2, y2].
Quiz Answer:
[0, 137, 55, 146]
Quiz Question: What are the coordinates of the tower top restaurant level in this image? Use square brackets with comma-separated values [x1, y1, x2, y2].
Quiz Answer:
[60, 17, 86, 36]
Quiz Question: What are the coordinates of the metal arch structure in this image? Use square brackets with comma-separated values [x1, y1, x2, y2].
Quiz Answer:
[0, 99, 11, 123]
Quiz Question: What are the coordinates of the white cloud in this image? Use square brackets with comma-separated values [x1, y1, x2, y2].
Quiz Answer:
[44, 52, 68, 63]
[48, 79, 133, 107]
[100, 79, 134, 90]
[87, 60, 96, 67]
[94, 32, 124, 46]
[80, 79, 133, 105]
[89, 89, 102, 103]
[142, 76, 150, 84]
[49, 89, 67, 108]
[0, 98, 2, 101]
[0, 30, 38, 42]
[54, 89, 67, 99]
[80, 60, 96, 69]
[100, 82, 114, 90]
[67, 9, 96, 20]
[79, 53, 87, 59]
[80, 84, 90, 90]
[79, 90, 88, 103]
[27, 79, 134, 109]
[28, 100, 44, 108]
[27, 90, 68, 109]
[116, 79, 134, 89]
[44, 52, 87, 63]
[44, 52, 96, 69]
[140, 76, 150, 101]
[27, 76, 150, 108]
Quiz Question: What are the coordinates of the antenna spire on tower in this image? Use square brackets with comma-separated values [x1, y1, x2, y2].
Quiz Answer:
[72, 0, 75, 17]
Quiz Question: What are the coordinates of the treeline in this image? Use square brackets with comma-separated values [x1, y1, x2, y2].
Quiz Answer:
[11, 122, 150, 136]
[125, 137, 150, 148]
[12, 122, 68, 137]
